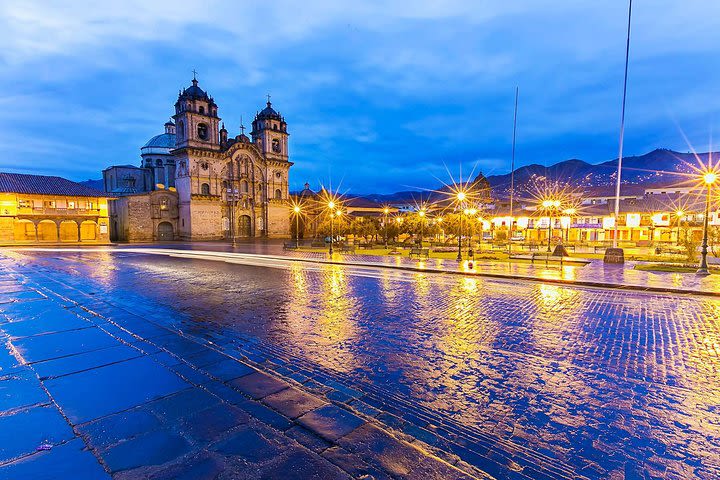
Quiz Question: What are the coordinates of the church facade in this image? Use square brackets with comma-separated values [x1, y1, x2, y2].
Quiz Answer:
[103, 77, 292, 242]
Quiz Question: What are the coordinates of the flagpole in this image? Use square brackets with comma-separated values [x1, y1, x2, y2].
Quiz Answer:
[612, 0, 633, 249]
[509, 86, 519, 254]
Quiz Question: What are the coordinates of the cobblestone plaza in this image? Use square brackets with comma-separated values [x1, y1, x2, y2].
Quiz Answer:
[1, 249, 719, 479]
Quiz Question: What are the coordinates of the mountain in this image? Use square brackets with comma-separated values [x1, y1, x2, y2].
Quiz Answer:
[79, 179, 104, 191]
[362, 148, 712, 203]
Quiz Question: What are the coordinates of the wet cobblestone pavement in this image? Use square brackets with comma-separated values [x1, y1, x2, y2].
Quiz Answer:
[2, 249, 720, 479]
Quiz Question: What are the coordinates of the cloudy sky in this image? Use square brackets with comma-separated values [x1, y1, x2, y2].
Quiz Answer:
[1, 1, 719, 193]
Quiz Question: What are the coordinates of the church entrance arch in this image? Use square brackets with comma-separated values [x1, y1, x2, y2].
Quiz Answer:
[157, 222, 174, 241]
[238, 215, 252, 237]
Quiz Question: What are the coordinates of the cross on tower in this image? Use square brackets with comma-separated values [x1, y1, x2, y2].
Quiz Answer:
[192, 69, 198, 81]
[266, 93, 271, 104]
[239, 116, 245, 134]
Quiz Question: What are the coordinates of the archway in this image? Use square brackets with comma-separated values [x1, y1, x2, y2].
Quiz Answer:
[59, 221, 79, 242]
[37, 220, 58, 242]
[80, 221, 97, 241]
[157, 222, 174, 241]
[238, 215, 252, 237]
[13, 220, 36, 242]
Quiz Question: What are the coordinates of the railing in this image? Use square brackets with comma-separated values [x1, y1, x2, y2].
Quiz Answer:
[17, 207, 104, 216]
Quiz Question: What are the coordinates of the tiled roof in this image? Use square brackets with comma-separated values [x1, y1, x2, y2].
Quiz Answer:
[0, 172, 108, 197]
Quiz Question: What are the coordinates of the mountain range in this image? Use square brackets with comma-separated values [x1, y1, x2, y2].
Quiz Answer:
[359, 148, 711, 203]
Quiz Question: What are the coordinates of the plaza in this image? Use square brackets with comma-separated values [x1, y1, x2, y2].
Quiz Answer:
[1, 245, 719, 479]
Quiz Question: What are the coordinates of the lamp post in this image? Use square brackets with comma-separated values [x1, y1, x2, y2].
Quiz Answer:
[697, 171, 717, 275]
[418, 208, 426, 246]
[293, 205, 301, 247]
[456, 191, 466, 261]
[383, 207, 390, 249]
[563, 208, 576, 244]
[328, 200, 335, 255]
[542, 199, 560, 252]
[675, 210, 684, 246]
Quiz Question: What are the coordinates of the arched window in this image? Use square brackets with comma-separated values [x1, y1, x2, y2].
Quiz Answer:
[274, 189, 282, 200]
[273, 124, 278, 131]
[156, 159, 162, 166]
[177, 120, 184, 140]
[197, 123, 209, 140]
[201, 183, 210, 195]
[240, 180, 249, 193]
[199, 106, 205, 114]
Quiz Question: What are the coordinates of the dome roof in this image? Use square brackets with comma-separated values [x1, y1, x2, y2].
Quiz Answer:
[141, 132, 176, 155]
[179, 79, 208, 100]
[256, 101, 283, 121]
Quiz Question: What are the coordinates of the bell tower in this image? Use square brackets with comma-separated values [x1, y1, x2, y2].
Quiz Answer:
[172, 75, 221, 151]
[251, 96, 289, 161]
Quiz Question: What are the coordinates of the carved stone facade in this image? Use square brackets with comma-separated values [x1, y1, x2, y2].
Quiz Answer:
[104, 77, 293, 242]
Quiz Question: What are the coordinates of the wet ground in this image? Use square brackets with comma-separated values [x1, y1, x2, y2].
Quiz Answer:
[4, 249, 720, 479]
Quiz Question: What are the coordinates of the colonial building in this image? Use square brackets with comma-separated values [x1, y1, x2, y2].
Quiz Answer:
[0, 172, 111, 244]
[104, 77, 293, 242]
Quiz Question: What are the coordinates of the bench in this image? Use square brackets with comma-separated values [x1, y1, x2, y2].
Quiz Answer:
[283, 242, 299, 250]
[409, 247, 430, 259]
[594, 245, 607, 253]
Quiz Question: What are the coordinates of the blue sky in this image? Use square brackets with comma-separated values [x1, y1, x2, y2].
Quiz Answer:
[1, 1, 719, 194]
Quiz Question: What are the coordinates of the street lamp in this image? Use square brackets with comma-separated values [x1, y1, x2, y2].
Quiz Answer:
[542, 199, 561, 252]
[456, 191, 466, 261]
[383, 207, 390, 249]
[293, 205, 301, 247]
[675, 210, 684, 246]
[418, 208, 426, 246]
[697, 171, 717, 275]
[563, 207, 576, 243]
[328, 200, 336, 255]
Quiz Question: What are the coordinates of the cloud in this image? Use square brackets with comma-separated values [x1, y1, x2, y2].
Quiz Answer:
[1, 0, 720, 192]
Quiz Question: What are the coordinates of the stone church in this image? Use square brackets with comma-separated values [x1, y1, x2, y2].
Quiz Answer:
[103, 77, 292, 242]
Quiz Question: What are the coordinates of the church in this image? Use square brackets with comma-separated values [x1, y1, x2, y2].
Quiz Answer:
[103, 76, 292, 242]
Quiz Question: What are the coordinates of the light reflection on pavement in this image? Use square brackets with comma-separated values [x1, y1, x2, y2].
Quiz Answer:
[6, 249, 720, 479]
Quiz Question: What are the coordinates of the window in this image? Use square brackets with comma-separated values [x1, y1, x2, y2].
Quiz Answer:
[68, 201, 75, 209]
[156, 159, 162, 166]
[160, 199, 168, 210]
[46, 200, 56, 208]
[199, 106, 205, 114]
[197, 123, 209, 140]
[274, 189, 282, 200]
[177, 120, 184, 140]
[240, 180, 249, 193]
[18, 199, 31, 209]
[201, 183, 210, 195]
[87, 201, 94, 210]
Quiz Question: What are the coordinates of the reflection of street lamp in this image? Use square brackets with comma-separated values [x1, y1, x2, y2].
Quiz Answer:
[383, 207, 390, 249]
[328, 200, 336, 255]
[456, 192, 466, 261]
[675, 209, 684, 246]
[293, 205, 301, 247]
[698, 171, 717, 275]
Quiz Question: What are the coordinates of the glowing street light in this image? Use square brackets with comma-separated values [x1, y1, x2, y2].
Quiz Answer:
[292, 204, 301, 247]
[456, 191, 467, 262]
[383, 207, 390, 249]
[698, 170, 718, 275]
[675, 209, 684, 246]
[540, 198, 562, 252]
[418, 208, 426, 245]
[328, 200, 336, 255]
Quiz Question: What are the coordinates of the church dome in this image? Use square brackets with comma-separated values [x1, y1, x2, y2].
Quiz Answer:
[256, 101, 283, 121]
[141, 132, 176, 155]
[179, 78, 209, 100]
